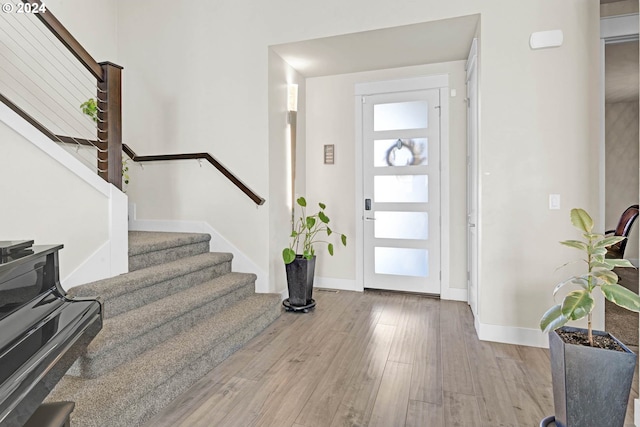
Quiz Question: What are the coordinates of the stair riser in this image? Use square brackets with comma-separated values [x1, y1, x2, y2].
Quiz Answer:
[129, 242, 210, 272]
[68, 303, 282, 427]
[68, 282, 255, 378]
[104, 261, 232, 319]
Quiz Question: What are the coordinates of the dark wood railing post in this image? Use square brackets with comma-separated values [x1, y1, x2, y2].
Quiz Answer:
[97, 62, 123, 189]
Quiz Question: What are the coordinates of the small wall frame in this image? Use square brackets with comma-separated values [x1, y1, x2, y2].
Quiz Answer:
[324, 144, 335, 164]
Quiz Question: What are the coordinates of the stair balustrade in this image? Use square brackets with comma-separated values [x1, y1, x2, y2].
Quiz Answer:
[0, 0, 265, 204]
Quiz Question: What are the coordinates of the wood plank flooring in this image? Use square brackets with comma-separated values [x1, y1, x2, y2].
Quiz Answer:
[145, 290, 638, 427]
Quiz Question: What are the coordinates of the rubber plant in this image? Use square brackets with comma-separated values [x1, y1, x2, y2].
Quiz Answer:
[80, 98, 130, 186]
[540, 208, 640, 345]
[282, 197, 347, 264]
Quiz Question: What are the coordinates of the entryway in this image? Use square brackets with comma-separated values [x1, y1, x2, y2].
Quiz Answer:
[356, 77, 447, 295]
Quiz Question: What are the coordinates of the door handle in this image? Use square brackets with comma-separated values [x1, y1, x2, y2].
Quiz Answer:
[469, 223, 476, 228]
[364, 217, 376, 221]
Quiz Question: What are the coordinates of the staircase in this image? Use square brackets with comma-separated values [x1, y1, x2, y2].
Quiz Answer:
[47, 231, 282, 427]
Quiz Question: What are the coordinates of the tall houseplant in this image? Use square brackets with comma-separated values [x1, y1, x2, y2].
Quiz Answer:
[540, 208, 640, 427]
[282, 197, 346, 312]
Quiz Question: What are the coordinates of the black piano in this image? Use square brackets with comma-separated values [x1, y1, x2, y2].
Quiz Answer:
[0, 241, 102, 427]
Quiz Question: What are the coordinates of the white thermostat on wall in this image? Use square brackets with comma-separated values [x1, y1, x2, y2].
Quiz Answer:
[530, 30, 563, 49]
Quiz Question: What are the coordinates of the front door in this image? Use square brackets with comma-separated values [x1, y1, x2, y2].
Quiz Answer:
[362, 89, 441, 294]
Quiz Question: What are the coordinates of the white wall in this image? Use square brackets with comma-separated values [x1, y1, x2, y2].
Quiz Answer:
[45, 0, 119, 62]
[479, 2, 600, 336]
[115, 0, 601, 344]
[0, 116, 127, 287]
[268, 50, 307, 294]
[305, 61, 468, 291]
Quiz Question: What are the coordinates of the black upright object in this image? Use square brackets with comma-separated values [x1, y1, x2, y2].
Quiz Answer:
[0, 241, 102, 427]
[283, 255, 316, 313]
[549, 326, 636, 427]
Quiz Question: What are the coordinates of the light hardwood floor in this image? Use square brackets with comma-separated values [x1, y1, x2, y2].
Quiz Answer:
[145, 290, 638, 427]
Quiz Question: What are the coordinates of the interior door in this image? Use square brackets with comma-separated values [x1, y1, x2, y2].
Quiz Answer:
[467, 39, 479, 315]
[362, 89, 441, 294]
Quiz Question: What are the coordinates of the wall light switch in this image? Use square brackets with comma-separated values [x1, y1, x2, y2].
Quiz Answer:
[450, 89, 457, 97]
[549, 194, 561, 210]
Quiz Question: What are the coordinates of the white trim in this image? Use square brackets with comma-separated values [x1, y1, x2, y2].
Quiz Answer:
[599, 39, 606, 239]
[466, 37, 480, 317]
[128, 204, 268, 293]
[475, 317, 549, 349]
[440, 286, 468, 302]
[601, 14, 639, 42]
[354, 75, 449, 96]
[109, 185, 129, 276]
[439, 87, 451, 297]
[465, 38, 477, 73]
[355, 96, 365, 292]
[314, 276, 358, 292]
[635, 398, 640, 427]
[354, 74, 454, 298]
[61, 189, 128, 288]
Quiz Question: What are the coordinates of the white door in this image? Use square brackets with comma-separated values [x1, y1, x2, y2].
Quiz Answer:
[466, 39, 479, 315]
[362, 89, 441, 294]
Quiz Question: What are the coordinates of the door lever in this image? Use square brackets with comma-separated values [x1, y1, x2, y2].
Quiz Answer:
[364, 217, 376, 221]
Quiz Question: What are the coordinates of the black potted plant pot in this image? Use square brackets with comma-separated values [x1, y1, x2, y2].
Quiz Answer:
[549, 326, 636, 427]
[284, 255, 316, 311]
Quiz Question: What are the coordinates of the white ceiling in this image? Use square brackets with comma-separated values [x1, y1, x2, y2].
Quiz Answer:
[271, 14, 480, 78]
[605, 41, 639, 103]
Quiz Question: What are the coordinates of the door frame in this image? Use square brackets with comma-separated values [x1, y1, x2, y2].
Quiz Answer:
[599, 13, 639, 427]
[599, 14, 639, 234]
[354, 75, 451, 295]
[466, 38, 479, 316]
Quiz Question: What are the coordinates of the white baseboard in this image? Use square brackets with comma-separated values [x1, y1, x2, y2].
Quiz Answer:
[475, 316, 549, 348]
[441, 286, 468, 302]
[128, 204, 268, 293]
[635, 398, 639, 426]
[314, 276, 358, 292]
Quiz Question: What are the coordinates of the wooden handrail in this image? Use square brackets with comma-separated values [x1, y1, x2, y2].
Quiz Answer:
[2, 8, 262, 205]
[25, 0, 104, 82]
[0, 92, 265, 205]
[122, 145, 266, 206]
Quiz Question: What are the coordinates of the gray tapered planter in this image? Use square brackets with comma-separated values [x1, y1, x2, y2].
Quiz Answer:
[285, 255, 316, 307]
[549, 326, 636, 427]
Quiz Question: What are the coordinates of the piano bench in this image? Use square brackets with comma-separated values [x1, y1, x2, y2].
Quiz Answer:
[23, 401, 75, 427]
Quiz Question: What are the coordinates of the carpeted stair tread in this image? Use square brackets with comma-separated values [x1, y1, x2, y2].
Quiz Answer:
[69, 272, 256, 378]
[128, 231, 211, 256]
[67, 252, 233, 318]
[48, 293, 282, 427]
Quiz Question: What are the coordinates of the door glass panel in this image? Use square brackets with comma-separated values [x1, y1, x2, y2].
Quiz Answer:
[373, 138, 428, 167]
[374, 101, 428, 131]
[374, 175, 428, 203]
[375, 247, 429, 277]
[375, 211, 428, 240]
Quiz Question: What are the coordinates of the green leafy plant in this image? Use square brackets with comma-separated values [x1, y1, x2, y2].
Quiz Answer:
[80, 98, 98, 123]
[282, 197, 347, 264]
[80, 98, 130, 186]
[540, 208, 640, 345]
